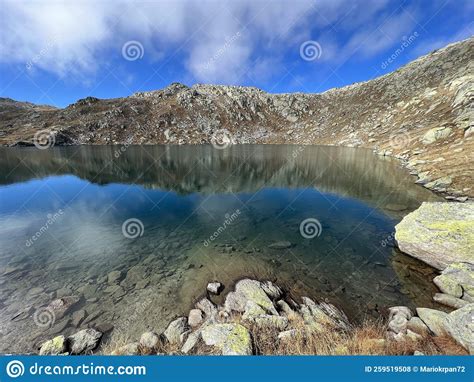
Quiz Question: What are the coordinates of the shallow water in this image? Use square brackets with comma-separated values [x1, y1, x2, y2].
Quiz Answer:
[0, 145, 443, 353]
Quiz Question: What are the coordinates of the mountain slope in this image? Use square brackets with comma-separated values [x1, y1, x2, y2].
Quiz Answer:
[0, 38, 472, 197]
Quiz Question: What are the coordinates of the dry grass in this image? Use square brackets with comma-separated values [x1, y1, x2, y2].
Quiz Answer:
[247, 316, 467, 356]
[102, 315, 467, 356]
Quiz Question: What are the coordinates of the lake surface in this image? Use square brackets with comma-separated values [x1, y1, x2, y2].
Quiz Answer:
[0, 145, 443, 353]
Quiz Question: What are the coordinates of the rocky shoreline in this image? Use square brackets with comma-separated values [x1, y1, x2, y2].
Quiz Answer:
[35, 201, 474, 356]
[37, 274, 473, 356]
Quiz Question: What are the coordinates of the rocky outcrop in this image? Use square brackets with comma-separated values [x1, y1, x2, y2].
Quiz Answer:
[395, 202, 474, 270]
[1, 38, 473, 196]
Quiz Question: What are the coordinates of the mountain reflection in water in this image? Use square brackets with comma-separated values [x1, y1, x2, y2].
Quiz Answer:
[0, 145, 442, 354]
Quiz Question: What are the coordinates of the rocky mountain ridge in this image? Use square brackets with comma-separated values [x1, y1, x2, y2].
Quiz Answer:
[0, 37, 473, 196]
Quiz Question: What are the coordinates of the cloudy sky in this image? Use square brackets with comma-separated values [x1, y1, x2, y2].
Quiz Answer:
[0, 0, 472, 107]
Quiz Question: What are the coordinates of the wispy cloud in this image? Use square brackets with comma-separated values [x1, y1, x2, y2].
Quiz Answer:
[0, 0, 471, 87]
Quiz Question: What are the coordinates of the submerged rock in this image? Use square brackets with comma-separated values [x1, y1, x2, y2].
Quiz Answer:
[268, 241, 293, 249]
[201, 323, 252, 355]
[395, 202, 474, 270]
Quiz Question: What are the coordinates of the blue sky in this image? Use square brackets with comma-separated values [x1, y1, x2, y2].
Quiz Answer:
[0, 0, 472, 108]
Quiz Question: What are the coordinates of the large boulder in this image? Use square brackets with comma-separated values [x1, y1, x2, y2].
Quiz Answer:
[443, 304, 474, 354]
[395, 203, 474, 270]
[225, 279, 278, 315]
[201, 323, 252, 355]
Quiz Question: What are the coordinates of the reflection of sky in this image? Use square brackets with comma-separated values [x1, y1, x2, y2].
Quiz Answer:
[0, 174, 396, 267]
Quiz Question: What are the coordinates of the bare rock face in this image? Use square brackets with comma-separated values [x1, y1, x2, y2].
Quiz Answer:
[395, 202, 474, 270]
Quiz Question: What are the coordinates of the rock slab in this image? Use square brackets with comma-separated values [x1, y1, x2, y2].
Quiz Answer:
[395, 202, 474, 270]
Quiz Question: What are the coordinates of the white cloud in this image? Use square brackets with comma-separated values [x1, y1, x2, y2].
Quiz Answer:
[0, 0, 470, 86]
